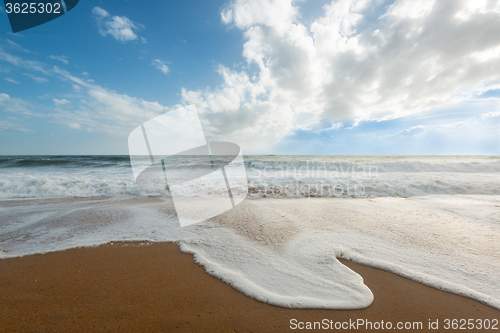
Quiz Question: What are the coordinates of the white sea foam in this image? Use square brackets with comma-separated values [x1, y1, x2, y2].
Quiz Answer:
[0, 195, 499, 309]
[0, 197, 373, 309]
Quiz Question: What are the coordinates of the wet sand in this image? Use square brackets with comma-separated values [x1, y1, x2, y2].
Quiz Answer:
[0, 242, 498, 332]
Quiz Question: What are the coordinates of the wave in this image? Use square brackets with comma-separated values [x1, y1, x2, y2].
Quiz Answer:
[1, 155, 499, 199]
[1, 172, 499, 199]
[244, 156, 500, 173]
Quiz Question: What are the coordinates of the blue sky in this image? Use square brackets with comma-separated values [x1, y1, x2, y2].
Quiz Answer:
[0, 0, 499, 155]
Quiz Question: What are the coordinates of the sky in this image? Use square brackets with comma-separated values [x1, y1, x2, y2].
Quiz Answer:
[0, 0, 499, 155]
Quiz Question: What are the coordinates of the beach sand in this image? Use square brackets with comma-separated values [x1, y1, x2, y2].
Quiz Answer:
[0, 242, 498, 332]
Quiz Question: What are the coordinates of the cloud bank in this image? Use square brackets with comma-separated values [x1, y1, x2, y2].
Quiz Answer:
[1, 1, 498, 154]
[181, 0, 500, 151]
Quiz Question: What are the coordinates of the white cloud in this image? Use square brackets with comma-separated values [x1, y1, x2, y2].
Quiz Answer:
[0, 120, 33, 133]
[4, 77, 20, 84]
[53, 98, 71, 105]
[0, 47, 172, 136]
[151, 59, 170, 75]
[49, 55, 69, 64]
[222, 0, 299, 34]
[221, 7, 233, 24]
[105, 17, 140, 42]
[180, 0, 500, 152]
[0, 47, 49, 74]
[383, 0, 435, 19]
[389, 110, 500, 153]
[50, 67, 171, 134]
[471, 45, 500, 62]
[455, 0, 500, 21]
[92, 6, 109, 18]
[22, 73, 48, 83]
[92, 6, 145, 43]
[3, 39, 32, 53]
[0, 93, 41, 117]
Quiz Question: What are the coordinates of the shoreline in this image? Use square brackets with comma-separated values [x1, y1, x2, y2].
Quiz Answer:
[1, 196, 500, 311]
[0, 241, 498, 332]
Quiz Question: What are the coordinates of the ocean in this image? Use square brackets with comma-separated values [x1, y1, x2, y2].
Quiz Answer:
[1, 155, 499, 199]
[0, 155, 499, 309]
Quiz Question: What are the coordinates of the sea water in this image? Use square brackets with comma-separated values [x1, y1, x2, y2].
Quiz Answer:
[1, 155, 500, 199]
[0, 155, 499, 309]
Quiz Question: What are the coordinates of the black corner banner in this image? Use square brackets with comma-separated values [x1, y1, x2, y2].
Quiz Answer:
[63, 0, 78, 12]
[4, 0, 79, 33]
